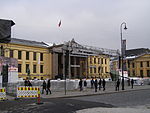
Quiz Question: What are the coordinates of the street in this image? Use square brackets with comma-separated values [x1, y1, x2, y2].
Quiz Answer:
[0, 89, 150, 113]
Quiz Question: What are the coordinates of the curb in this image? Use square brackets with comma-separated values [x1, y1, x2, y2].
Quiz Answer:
[40, 87, 150, 99]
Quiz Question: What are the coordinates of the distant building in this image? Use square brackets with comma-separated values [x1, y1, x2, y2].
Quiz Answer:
[125, 48, 150, 78]
[111, 48, 150, 78]
[50, 39, 112, 79]
[0, 38, 51, 80]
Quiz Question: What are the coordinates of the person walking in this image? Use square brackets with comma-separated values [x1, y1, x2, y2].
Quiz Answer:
[24, 79, 28, 87]
[28, 80, 32, 87]
[116, 79, 120, 91]
[98, 78, 102, 90]
[91, 78, 94, 89]
[131, 79, 134, 89]
[79, 78, 83, 91]
[84, 79, 87, 91]
[46, 79, 52, 95]
[127, 79, 130, 86]
[94, 79, 98, 92]
[102, 79, 106, 91]
[42, 80, 47, 94]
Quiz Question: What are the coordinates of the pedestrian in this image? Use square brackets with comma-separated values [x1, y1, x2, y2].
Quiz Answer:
[42, 80, 47, 94]
[24, 79, 28, 87]
[91, 78, 94, 89]
[116, 79, 120, 91]
[98, 78, 102, 90]
[79, 78, 83, 91]
[127, 79, 130, 86]
[46, 79, 52, 95]
[131, 79, 134, 89]
[84, 79, 87, 91]
[28, 80, 32, 87]
[102, 79, 106, 91]
[94, 79, 98, 92]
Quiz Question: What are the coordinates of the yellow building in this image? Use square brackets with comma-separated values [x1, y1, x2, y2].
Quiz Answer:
[0, 38, 52, 80]
[126, 54, 150, 78]
[88, 55, 110, 78]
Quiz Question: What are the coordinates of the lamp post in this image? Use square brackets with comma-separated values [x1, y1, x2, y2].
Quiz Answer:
[120, 22, 127, 90]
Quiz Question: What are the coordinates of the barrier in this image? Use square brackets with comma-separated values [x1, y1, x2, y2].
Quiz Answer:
[0, 88, 6, 100]
[17, 86, 39, 98]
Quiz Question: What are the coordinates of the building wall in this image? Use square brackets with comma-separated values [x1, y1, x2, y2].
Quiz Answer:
[88, 55, 110, 78]
[127, 54, 150, 77]
[0, 43, 52, 80]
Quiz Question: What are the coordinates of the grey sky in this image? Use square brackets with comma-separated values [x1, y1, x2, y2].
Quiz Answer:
[0, 0, 150, 50]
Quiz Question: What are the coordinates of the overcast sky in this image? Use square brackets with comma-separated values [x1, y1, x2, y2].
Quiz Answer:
[0, 0, 150, 50]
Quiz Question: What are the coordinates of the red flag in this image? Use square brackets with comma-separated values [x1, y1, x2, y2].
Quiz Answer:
[58, 20, 61, 27]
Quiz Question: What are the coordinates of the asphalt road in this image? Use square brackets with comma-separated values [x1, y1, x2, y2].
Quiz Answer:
[0, 89, 150, 113]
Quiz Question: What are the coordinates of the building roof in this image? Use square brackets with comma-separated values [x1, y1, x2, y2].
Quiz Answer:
[125, 48, 150, 57]
[10, 38, 49, 48]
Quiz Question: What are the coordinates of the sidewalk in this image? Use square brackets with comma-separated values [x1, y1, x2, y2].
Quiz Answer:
[6, 85, 150, 100]
[40, 85, 150, 99]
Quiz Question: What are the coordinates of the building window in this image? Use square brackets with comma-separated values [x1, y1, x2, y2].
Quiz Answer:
[33, 52, 36, 60]
[90, 58, 92, 64]
[132, 63, 134, 68]
[105, 59, 107, 64]
[18, 51, 22, 59]
[90, 67, 92, 73]
[101, 59, 103, 64]
[0, 46, 4, 56]
[128, 70, 130, 76]
[101, 67, 103, 73]
[18, 64, 22, 73]
[41, 77, 43, 80]
[40, 53, 43, 61]
[105, 67, 107, 73]
[40, 65, 43, 73]
[98, 58, 100, 64]
[94, 58, 96, 64]
[147, 61, 149, 67]
[132, 70, 135, 76]
[26, 64, 29, 73]
[147, 70, 150, 77]
[140, 62, 143, 67]
[128, 61, 130, 68]
[94, 67, 96, 73]
[10, 50, 13, 58]
[26, 51, 29, 60]
[33, 65, 36, 73]
[140, 70, 143, 78]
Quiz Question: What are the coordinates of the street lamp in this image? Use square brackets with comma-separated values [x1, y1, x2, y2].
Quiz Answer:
[120, 22, 127, 90]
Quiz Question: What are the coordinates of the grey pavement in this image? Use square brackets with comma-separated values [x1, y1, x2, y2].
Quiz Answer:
[76, 107, 150, 113]
[40, 85, 150, 99]
[6, 84, 150, 100]
[4, 85, 150, 113]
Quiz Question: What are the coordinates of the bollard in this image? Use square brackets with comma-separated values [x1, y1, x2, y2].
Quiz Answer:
[36, 87, 43, 105]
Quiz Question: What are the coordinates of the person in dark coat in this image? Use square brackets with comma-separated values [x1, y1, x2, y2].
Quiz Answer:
[131, 79, 134, 89]
[98, 78, 102, 90]
[84, 79, 87, 91]
[94, 79, 98, 92]
[28, 80, 32, 87]
[42, 80, 47, 94]
[102, 79, 106, 91]
[79, 78, 83, 91]
[91, 78, 94, 89]
[46, 79, 52, 94]
[127, 79, 130, 86]
[116, 79, 120, 91]
[24, 79, 28, 87]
